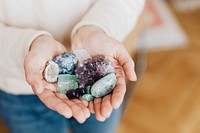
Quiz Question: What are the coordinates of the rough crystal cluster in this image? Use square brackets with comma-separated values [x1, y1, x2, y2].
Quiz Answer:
[75, 55, 114, 90]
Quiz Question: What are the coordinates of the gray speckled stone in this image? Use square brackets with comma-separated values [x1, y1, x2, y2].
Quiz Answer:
[91, 73, 116, 98]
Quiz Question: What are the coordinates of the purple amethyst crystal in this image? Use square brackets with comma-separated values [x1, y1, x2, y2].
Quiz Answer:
[75, 55, 114, 90]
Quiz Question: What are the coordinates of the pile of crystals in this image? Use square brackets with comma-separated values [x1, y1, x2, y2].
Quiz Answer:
[44, 51, 116, 101]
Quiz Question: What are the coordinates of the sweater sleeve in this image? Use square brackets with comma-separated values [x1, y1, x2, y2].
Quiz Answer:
[0, 23, 52, 79]
[71, 0, 145, 41]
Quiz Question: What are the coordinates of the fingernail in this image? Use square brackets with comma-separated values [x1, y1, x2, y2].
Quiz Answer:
[131, 71, 137, 81]
[103, 108, 112, 118]
[98, 117, 106, 122]
[78, 118, 86, 124]
[86, 111, 91, 118]
[112, 96, 122, 109]
[64, 110, 72, 118]
[134, 72, 137, 80]
[113, 103, 120, 109]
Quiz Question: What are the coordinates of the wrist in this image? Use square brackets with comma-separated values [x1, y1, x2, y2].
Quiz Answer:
[78, 25, 105, 35]
[30, 35, 53, 51]
[29, 35, 66, 57]
[71, 25, 106, 49]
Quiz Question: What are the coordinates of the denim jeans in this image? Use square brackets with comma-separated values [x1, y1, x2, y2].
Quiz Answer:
[0, 90, 122, 133]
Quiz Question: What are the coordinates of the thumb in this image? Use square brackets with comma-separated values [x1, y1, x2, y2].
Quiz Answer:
[116, 45, 137, 81]
[24, 53, 44, 94]
[27, 73, 44, 94]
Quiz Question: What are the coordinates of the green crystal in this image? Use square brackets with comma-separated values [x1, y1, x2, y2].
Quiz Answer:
[58, 74, 77, 81]
[57, 74, 78, 94]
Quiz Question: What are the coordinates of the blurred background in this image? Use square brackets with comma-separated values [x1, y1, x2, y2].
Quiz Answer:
[118, 0, 200, 133]
[0, 0, 200, 133]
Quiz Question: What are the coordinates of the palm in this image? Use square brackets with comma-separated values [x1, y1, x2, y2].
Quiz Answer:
[72, 30, 136, 121]
[81, 51, 127, 121]
[24, 36, 90, 123]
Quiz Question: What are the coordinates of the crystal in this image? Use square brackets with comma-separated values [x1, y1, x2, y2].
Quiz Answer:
[75, 55, 115, 90]
[53, 52, 77, 74]
[57, 74, 78, 94]
[82, 94, 94, 101]
[91, 73, 116, 98]
[44, 61, 59, 83]
[75, 88, 86, 98]
[66, 89, 76, 99]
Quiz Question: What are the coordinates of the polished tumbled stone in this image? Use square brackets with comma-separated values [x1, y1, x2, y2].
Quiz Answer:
[91, 73, 116, 98]
[44, 61, 59, 83]
[57, 74, 78, 94]
[66, 89, 76, 99]
[82, 94, 94, 101]
[53, 52, 77, 74]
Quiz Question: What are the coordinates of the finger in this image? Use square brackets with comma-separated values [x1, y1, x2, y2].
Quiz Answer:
[116, 45, 137, 81]
[88, 101, 95, 114]
[24, 52, 44, 74]
[111, 76, 126, 109]
[94, 98, 106, 121]
[66, 100, 89, 123]
[24, 55, 44, 94]
[80, 98, 89, 107]
[38, 89, 72, 118]
[55, 93, 69, 99]
[56, 93, 90, 122]
[101, 94, 113, 118]
[71, 99, 90, 119]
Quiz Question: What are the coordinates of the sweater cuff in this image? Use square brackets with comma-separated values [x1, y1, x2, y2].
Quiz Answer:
[23, 30, 53, 56]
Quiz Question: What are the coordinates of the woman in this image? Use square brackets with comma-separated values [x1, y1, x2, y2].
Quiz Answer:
[0, 0, 145, 133]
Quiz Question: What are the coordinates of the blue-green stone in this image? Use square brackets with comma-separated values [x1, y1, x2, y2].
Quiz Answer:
[91, 73, 116, 98]
[82, 94, 94, 101]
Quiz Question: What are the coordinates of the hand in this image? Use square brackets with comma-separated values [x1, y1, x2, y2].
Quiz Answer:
[71, 26, 137, 121]
[24, 35, 90, 123]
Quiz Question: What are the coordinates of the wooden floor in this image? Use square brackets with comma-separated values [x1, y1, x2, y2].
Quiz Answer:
[118, 5, 200, 133]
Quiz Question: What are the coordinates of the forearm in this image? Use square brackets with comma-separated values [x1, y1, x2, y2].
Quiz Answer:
[0, 23, 52, 78]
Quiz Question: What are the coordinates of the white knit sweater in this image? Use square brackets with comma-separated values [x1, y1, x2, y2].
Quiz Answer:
[0, 0, 145, 94]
